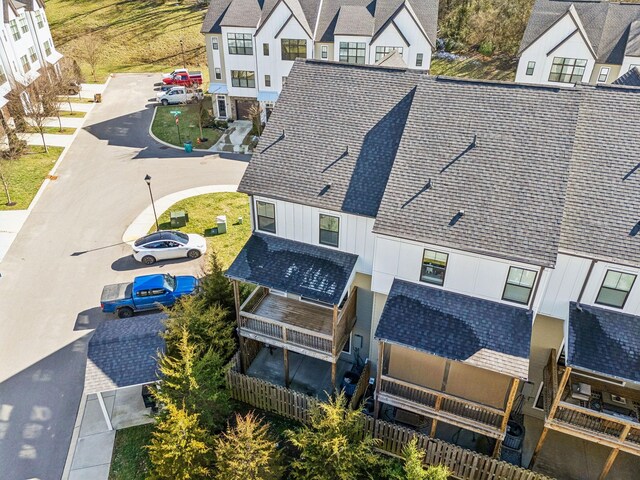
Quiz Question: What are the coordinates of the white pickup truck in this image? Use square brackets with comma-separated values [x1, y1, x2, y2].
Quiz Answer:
[156, 86, 204, 106]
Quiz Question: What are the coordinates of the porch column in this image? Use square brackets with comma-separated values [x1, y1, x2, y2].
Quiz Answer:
[373, 342, 384, 419]
[494, 378, 520, 458]
[598, 424, 631, 480]
[331, 304, 339, 392]
[232, 280, 247, 373]
[528, 426, 549, 469]
[331, 362, 337, 391]
[283, 348, 290, 388]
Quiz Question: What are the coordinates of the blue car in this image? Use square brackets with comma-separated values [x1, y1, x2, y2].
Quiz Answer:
[100, 273, 198, 318]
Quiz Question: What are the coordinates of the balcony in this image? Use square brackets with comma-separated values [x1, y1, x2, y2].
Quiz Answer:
[377, 375, 508, 439]
[238, 285, 357, 363]
[542, 352, 640, 456]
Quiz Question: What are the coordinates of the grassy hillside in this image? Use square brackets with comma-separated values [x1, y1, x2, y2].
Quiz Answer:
[430, 54, 517, 82]
[46, 0, 209, 82]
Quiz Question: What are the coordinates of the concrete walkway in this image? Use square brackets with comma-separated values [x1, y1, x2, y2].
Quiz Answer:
[25, 132, 77, 147]
[122, 184, 239, 243]
[209, 120, 253, 153]
[67, 387, 153, 480]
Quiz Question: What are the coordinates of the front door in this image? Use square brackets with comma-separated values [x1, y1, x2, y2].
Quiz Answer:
[217, 96, 227, 118]
[235, 100, 257, 120]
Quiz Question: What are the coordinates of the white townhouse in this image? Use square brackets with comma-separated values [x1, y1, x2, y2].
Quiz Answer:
[516, 0, 640, 87]
[201, 0, 438, 120]
[0, 0, 61, 116]
[225, 59, 640, 479]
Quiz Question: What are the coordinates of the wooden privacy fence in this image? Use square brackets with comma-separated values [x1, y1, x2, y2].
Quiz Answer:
[225, 362, 554, 480]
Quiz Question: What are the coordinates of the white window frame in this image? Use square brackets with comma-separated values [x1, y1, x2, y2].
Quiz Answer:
[211, 37, 219, 50]
[597, 67, 610, 83]
[255, 199, 276, 234]
[318, 212, 340, 248]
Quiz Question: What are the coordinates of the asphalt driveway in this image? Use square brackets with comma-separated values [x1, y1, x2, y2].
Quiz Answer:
[0, 74, 247, 480]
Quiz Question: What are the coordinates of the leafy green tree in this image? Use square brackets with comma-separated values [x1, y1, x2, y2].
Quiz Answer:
[286, 392, 380, 480]
[146, 402, 212, 480]
[424, 465, 451, 480]
[403, 438, 427, 480]
[214, 412, 284, 480]
[153, 327, 231, 432]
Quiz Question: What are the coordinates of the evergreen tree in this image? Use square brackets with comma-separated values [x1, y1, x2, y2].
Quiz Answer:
[403, 438, 427, 480]
[424, 465, 450, 480]
[286, 392, 380, 480]
[146, 402, 212, 480]
[214, 412, 283, 480]
[199, 249, 235, 312]
[153, 327, 231, 432]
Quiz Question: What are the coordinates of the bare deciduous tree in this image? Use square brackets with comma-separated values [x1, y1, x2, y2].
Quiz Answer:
[76, 33, 103, 82]
[0, 127, 27, 206]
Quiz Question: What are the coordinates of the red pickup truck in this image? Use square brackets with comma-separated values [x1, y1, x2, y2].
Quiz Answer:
[162, 69, 203, 87]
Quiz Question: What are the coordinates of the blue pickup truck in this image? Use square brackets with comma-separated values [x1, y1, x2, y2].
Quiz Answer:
[100, 273, 198, 318]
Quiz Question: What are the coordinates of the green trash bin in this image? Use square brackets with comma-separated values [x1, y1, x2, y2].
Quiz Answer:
[184, 141, 193, 153]
[170, 210, 187, 228]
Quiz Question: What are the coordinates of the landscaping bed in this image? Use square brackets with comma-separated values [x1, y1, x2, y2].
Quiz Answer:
[151, 99, 222, 150]
[0, 146, 64, 210]
[150, 192, 251, 269]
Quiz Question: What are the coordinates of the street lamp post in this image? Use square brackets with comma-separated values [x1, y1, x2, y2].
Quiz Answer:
[144, 174, 160, 232]
[180, 39, 186, 69]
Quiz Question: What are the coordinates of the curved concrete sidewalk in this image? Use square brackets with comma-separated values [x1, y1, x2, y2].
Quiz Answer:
[122, 184, 239, 243]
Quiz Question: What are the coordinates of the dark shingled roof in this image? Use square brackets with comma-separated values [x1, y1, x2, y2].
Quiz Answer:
[519, 0, 640, 64]
[568, 302, 640, 384]
[374, 280, 532, 378]
[613, 67, 640, 87]
[202, 0, 438, 46]
[85, 314, 165, 394]
[558, 84, 640, 265]
[334, 5, 374, 36]
[239, 60, 421, 218]
[374, 77, 579, 268]
[226, 233, 358, 304]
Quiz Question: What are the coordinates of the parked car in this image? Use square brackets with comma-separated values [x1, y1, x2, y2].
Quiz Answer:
[100, 273, 198, 318]
[156, 86, 204, 106]
[162, 69, 203, 87]
[133, 230, 207, 265]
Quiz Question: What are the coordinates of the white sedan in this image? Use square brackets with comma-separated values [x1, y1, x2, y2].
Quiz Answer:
[132, 231, 207, 265]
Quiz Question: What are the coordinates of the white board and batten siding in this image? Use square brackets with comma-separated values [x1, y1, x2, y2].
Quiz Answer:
[515, 12, 595, 86]
[252, 196, 377, 275]
[371, 233, 544, 308]
[255, 1, 312, 94]
[221, 26, 259, 99]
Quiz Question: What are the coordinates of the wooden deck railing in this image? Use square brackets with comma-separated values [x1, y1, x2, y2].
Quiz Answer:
[226, 364, 555, 480]
[350, 360, 372, 410]
[378, 375, 506, 439]
[238, 286, 357, 362]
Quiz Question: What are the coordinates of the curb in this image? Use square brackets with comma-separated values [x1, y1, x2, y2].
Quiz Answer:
[147, 106, 212, 153]
[122, 184, 240, 244]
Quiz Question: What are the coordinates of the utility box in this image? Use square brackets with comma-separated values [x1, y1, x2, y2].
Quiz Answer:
[94, 93, 102, 103]
[216, 215, 227, 234]
[170, 210, 188, 228]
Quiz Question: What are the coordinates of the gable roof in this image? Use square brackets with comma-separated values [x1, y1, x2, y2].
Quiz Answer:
[226, 233, 358, 304]
[376, 49, 408, 67]
[202, 0, 438, 45]
[374, 77, 579, 267]
[568, 302, 640, 384]
[520, 0, 640, 64]
[375, 279, 532, 379]
[613, 66, 640, 86]
[85, 314, 165, 394]
[238, 60, 421, 218]
[334, 5, 374, 36]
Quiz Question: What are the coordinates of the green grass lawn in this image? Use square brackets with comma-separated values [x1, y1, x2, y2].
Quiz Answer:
[151, 99, 222, 149]
[430, 54, 518, 81]
[151, 192, 251, 269]
[0, 146, 63, 210]
[25, 126, 76, 135]
[59, 96, 94, 104]
[109, 423, 153, 480]
[47, 0, 209, 83]
[59, 110, 86, 118]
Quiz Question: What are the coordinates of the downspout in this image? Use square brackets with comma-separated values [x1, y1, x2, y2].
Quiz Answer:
[576, 259, 596, 306]
[528, 266, 545, 311]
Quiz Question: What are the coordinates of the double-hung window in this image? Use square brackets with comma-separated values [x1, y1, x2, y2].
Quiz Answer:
[227, 33, 253, 55]
[212, 37, 219, 50]
[319, 214, 339, 247]
[598, 67, 610, 83]
[596, 270, 636, 308]
[214, 68, 221, 80]
[526, 61, 535, 75]
[35, 11, 44, 28]
[231, 70, 255, 88]
[321, 45, 328, 59]
[420, 250, 448, 286]
[256, 201, 276, 233]
[9, 20, 20, 41]
[18, 16, 28, 34]
[503, 267, 537, 304]
[43, 40, 51, 57]
[548, 57, 587, 83]
[28, 47, 37, 63]
[263, 43, 269, 56]
[20, 55, 30, 74]
[281, 39, 306, 60]
[375, 46, 403, 62]
[416, 53, 423, 67]
[264, 74, 271, 87]
[339, 42, 365, 64]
